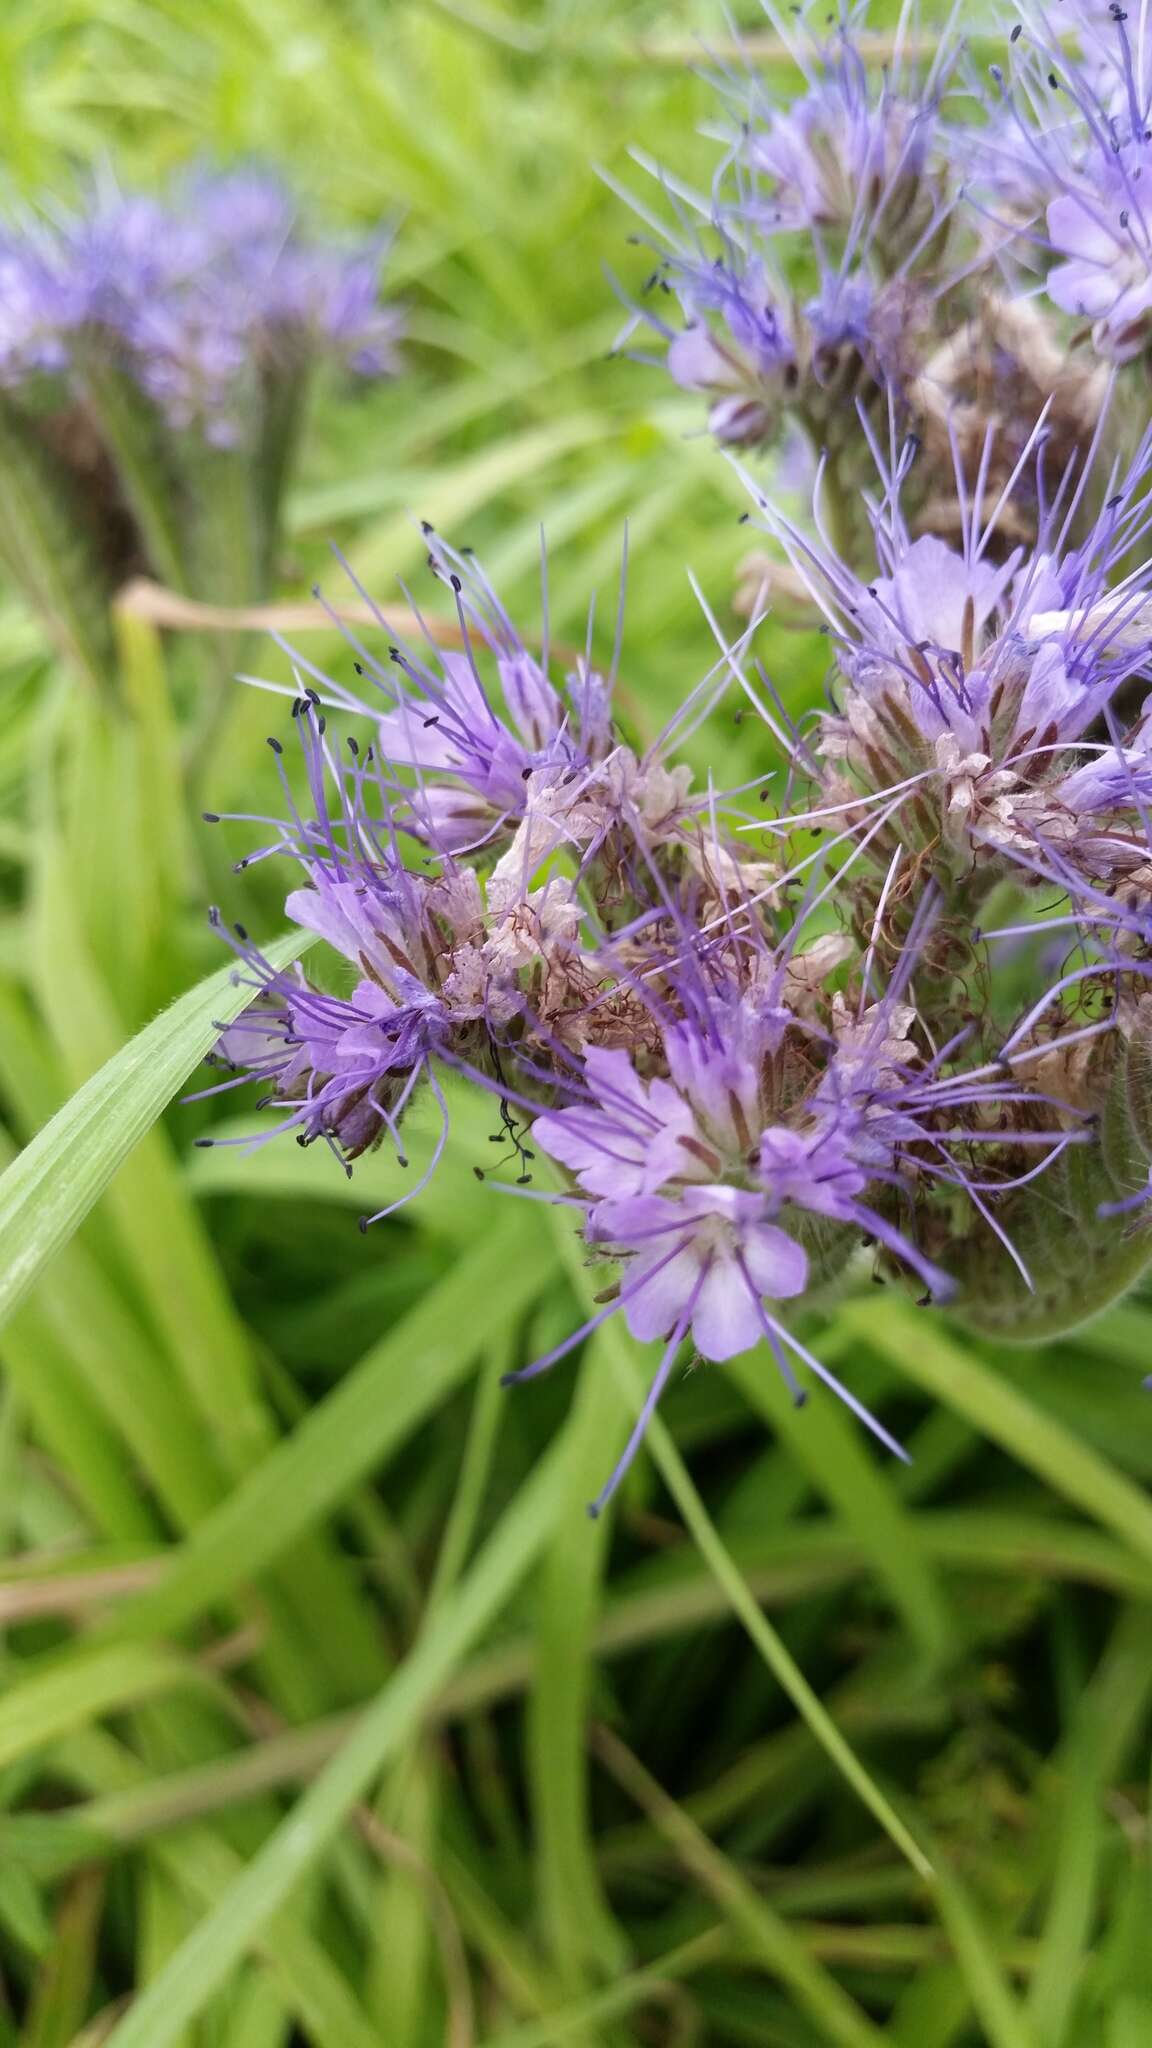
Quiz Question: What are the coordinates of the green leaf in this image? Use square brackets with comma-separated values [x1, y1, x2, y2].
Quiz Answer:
[98, 1446, 565, 2048]
[842, 1299, 1152, 1572]
[94, 1204, 554, 1652]
[0, 1645, 202, 1774]
[0, 932, 308, 1336]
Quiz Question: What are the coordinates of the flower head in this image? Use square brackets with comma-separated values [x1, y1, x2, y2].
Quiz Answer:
[617, 1, 963, 456]
[746, 418, 1152, 913]
[0, 167, 402, 440]
[255, 534, 744, 915]
[985, 6, 1152, 361]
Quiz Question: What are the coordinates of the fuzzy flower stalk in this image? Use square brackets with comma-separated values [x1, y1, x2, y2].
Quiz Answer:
[198, 472, 1152, 1515]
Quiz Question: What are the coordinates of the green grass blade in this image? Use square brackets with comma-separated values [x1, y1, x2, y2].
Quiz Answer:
[99, 1446, 565, 2048]
[0, 932, 308, 1334]
[843, 1300, 1152, 1569]
[95, 1206, 552, 1650]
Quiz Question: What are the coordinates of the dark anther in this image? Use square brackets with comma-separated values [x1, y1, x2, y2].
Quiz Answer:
[194, 1137, 214, 1148]
[234, 923, 249, 941]
[358, 1216, 370, 1233]
[450, 573, 462, 592]
[1010, 21, 1021, 38]
[202, 811, 220, 823]
[473, 1165, 486, 1181]
[267, 736, 283, 754]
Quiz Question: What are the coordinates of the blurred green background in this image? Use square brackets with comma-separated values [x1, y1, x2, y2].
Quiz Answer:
[0, 4, 1150, 2045]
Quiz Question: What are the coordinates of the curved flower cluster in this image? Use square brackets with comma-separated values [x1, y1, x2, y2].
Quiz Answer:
[0, 166, 402, 690]
[620, 2, 1152, 566]
[984, 2, 1152, 363]
[618, 1, 960, 461]
[746, 422, 1152, 916]
[194, 0, 1152, 1514]
[203, 501, 1133, 1512]
[0, 168, 401, 441]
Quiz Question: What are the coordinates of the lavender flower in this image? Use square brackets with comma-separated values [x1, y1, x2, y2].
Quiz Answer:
[616, 1, 962, 460]
[987, 5, 1152, 361]
[515, 942, 1078, 1512]
[736, 1, 952, 249]
[201, 503, 1135, 1516]
[0, 167, 402, 440]
[0, 237, 72, 386]
[746, 419, 1152, 915]
[252, 534, 756, 912]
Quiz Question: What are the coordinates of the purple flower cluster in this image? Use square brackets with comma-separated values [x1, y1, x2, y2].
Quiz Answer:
[619, 0, 1152, 563]
[196, 0, 1152, 1515]
[617, 3, 963, 458]
[744, 419, 1152, 917]
[0, 168, 401, 442]
[976, 3, 1152, 362]
[205, 499, 1115, 1512]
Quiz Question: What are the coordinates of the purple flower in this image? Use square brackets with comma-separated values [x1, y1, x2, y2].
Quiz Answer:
[746, 420, 1152, 896]
[590, 1185, 808, 1358]
[1046, 156, 1152, 359]
[615, 1, 964, 451]
[988, 10, 1152, 359]
[0, 239, 72, 385]
[517, 959, 991, 1512]
[261, 535, 733, 894]
[738, 25, 943, 240]
[198, 692, 585, 1218]
[657, 255, 799, 446]
[0, 167, 402, 438]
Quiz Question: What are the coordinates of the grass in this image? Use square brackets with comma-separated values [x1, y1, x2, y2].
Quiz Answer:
[0, 2, 1150, 2044]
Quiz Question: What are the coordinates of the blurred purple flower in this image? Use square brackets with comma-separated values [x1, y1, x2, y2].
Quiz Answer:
[0, 166, 402, 439]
